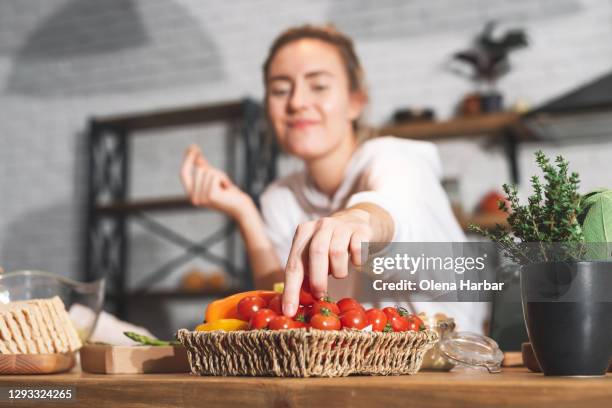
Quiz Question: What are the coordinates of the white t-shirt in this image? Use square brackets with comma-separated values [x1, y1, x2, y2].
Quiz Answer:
[260, 136, 489, 333]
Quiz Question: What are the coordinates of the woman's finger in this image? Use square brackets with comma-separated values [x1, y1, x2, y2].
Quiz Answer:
[283, 222, 316, 317]
[329, 228, 352, 279]
[201, 170, 217, 199]
[349, 231, 367, 266]
[308, 224, 334, 298]
[180, 147, 200, 193]
[192, 166, 206, 205]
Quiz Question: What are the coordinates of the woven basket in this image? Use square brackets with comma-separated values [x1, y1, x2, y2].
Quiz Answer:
[176, 328, 438, 377]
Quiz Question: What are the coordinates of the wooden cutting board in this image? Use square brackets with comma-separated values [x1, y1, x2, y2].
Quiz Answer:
[80, 345, 190, 374]
[0, 353, 75, 375]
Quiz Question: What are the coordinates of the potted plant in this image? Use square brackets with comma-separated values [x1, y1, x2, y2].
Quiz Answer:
[472, 151, 612, 376]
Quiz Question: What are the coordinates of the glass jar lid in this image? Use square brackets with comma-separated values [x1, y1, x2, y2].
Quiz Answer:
[439, 331, 504, 373]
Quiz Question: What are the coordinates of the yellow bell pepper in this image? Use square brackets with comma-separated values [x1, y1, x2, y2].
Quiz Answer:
[195, 319, 248, 332]
[273, 282, 284, 293]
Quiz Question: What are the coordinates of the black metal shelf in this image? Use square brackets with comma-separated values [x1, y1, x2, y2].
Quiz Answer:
[85, 98, 278, 319]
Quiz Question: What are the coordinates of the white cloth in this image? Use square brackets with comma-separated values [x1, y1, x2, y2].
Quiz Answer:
[260, 137, 489, 334]
[70, 304, 156, 346]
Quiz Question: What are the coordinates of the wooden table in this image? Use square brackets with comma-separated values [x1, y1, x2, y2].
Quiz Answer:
[1, 368, 611, 408]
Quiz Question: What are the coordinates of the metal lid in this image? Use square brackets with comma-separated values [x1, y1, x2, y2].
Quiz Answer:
[439, 331, 504, 373]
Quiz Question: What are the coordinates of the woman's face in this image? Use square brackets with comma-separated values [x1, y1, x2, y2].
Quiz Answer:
[265, 39, 364, 161]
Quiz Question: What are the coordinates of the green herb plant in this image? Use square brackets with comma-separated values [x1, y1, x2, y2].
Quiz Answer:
[470, 151, 584, 264]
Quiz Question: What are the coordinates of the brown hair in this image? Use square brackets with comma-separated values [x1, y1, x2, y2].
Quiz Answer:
[263, 24, 371, 136]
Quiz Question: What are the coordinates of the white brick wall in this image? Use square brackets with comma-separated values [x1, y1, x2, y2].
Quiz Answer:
[1, 0, 612, 286]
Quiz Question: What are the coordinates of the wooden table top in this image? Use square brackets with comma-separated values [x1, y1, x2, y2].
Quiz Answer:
[1, 367, 611, 408]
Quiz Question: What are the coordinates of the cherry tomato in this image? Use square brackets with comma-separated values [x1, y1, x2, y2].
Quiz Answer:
[382, 306, 401, 319]
[269, 294, 308, 318]
[294, 305, 307, 320]
[340, 308, 368, 330]
[310, 307, 341, 331]
[237, 296, 267, 320]
[311, 300, 340, 316]
[365, 308, 388, 332]
[388, 315, 410, 332]
[337, 298, 363, 314]
[248, 308, 277, 330]
[292, 319, 307, 328]
[268, 315, 298, 330]
[404, 314, 425, 332]
[294, 306, 309, 324]
[299, 280, 317, 306]
[267, 294, 283, 315]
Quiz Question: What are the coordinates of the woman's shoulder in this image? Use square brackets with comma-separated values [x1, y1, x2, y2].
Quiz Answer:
[356, 136, 441, 176]
[359, 136, 439, 158]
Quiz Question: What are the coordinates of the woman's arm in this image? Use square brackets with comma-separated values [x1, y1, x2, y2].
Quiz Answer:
[281, 202, 394, 317]
[235, 204, 284, 289]
[180, 145, 283, 288]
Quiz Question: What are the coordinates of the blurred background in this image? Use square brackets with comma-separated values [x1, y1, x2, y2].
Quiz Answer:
[1, 0, 612, 340]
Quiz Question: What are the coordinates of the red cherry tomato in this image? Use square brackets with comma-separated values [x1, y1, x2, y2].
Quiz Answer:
[365, 308, 388, 332]
[267, 294, 283, 315]
[292, 319, 307, 328]
[237, 296, 267, 320]
[388, 315, 410, 332]
[337, 298, 363, 314]
[299, 280, 317, 306]
[310, 307, 341, 331]
[268, 315, 298, 330]
[404, 314, 425, 332]
[295, 305, 307, 319]
[340, 308, 368, 330]
[382, 306, 401, 319]
[294, 306, 309, 323]
[311, 300, 340, 316]
[248, 308, 277, 330]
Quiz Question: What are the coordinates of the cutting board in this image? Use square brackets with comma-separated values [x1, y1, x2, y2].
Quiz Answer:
[0, 352, 75, 375]
[80, 345, 190, 374]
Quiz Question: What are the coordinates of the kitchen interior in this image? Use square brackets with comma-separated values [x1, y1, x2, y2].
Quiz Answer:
[1, 0, 612, 402]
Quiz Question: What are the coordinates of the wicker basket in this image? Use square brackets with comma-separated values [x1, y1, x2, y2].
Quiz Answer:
[176, 328, 438, 377]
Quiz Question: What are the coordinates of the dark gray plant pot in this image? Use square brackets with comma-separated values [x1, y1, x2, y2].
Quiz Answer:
[520, 261, 612, 376]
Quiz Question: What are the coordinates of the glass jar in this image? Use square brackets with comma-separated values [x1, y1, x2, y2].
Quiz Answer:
[420, 316, 457, 371]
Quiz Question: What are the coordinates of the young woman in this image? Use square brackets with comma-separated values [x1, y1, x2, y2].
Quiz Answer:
[181, 25, 487, 333]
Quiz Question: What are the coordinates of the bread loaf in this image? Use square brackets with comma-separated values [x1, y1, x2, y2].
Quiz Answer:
[0, 296, 82, 354]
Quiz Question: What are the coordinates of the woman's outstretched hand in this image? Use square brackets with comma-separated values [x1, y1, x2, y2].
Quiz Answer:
[180, 145, 251, 220]
[282, 205, 391, 317]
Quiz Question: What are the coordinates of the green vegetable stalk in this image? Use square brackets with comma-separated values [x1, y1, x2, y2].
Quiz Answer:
[124, 331, 180, 346]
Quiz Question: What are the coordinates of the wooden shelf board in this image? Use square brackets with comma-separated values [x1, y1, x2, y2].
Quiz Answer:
[378, 112, 533, 141]
[96, 196, 196, 214]
[92, 100, 245, 131]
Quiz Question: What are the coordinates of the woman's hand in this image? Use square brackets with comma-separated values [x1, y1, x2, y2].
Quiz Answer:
[180, 145, 251, 219]
[281, 204, 393, 317]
